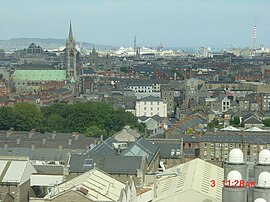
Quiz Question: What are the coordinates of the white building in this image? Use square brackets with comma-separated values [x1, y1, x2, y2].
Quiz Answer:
[221, 96, 231, 112]
[136, 96, 167, 117]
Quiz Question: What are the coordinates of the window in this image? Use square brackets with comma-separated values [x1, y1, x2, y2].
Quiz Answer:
[151, 102, 153, 105]
[157, 102, 159, 105]
[144, 107, 146, 110]
[204, 143, 207, 148]
[157, 107, 159, 110]
[151, 107, 153, 110]
[83, 159, 93, 167]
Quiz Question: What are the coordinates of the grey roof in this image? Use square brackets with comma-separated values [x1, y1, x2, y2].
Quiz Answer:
[88, 137, 116, 156]
[243, 116, 262, 124]
[138, 95, 163, 102]
[102, 156, 142, 175]
[0, 130, 97, 150]
[0, 148, 83, 163]
[138, 116, 148, 122]
[148, 139, 181, 159]
[138, 115, 163, 122]
[202, 135, 243, 143]
[34, 165, 64, 175]
[178, 117, 204, 131]
[121, 138, 159, 166]
[68, 153, 143, 175]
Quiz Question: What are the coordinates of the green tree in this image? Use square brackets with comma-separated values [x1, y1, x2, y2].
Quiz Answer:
[85, 125, 107, 138]
[0, 107, 15, 130]
[207, 118, 220, 129]
[187, 128, 193, 135]
[230, 116, 240, 126]
[46, 114, 65, 132]
[13, 103, 43, 131]
[263, 118, 270, 127]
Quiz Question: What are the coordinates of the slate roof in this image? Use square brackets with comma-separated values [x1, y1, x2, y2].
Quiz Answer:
[68, 153, 143, 175]
[121, 138, 159, 166]
[148, 139, 181, 159]
[138, 95, 163, 102]
[0, 130, 97, 150]
[88, 137, 116, 156]
[34, 165, 64, 175]
[0, 148, 83, 163]
[243, 116, 262, 124]
[178, 117, 204, 131]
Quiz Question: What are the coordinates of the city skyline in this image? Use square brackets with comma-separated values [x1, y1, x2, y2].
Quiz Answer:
[0, 0, 270, 48]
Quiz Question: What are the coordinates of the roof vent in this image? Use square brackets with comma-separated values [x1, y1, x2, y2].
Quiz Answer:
[259, 149, 270, 165]
[78, 187, 88, 195]
[227, 170, 242, 187]
[257, 172, 270, 188]
[254, 199, 267, 202]
[228, 148, 244, 164]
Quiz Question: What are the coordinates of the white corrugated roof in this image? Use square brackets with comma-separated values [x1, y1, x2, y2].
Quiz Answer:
[2, 161, 27, 183]
[0, 160, 37, 185]
[153, 158, 223, 202]
[0, 160, 8, 176]
[47, 168, 125, 201]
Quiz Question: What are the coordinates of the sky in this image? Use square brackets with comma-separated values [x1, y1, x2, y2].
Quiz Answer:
[0, 0, 269, 48]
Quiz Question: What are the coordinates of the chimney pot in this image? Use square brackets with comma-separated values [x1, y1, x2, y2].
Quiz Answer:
[4, 142, 8, 150]
[42, 137, 47, 145]
[59, 145, 63, 151]
[52, 131, 57, 140]
[68, 137, 72, 145]
[16, 136, 21, 145]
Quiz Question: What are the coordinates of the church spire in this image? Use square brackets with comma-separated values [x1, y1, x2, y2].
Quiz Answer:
[68, 21, 73, 40]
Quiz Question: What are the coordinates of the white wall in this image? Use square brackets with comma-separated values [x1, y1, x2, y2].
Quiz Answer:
[136, 100, 167, 117]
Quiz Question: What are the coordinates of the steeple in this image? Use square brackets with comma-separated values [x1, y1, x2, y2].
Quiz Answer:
[68, 21, 73, 40]
[92, 44, 96, 54]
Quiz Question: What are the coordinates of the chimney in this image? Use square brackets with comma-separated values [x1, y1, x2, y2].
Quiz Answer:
[59, 145, 63, 151]
[73, 132, 79, 141]
[4, 142, 8, 150]
[52, 131, 57, 140]
[68, 137, 72, 146]
[16, 136, 21, 145]
[7, 128, 14, 137]
[100, 135, 103, 142]
[29, 129, 35, 138]
[42, 137, 47, 145]
[31, 143, 35, 150]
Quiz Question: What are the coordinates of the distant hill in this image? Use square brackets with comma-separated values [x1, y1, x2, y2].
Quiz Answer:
[0, 38, 114, 51]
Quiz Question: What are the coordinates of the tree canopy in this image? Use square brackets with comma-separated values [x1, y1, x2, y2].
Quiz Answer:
[263, 118, 270, 127]
[0, 102, 144, 138]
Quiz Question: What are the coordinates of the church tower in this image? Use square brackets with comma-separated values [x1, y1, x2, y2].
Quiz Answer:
[66, 22, 77, 81]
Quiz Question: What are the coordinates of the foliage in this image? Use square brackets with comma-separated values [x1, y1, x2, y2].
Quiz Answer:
[120, 66, 128, 73]
[0, 107, 15, 130]
[207, 118, 220, 129]
[85, 125, 107, 138]
[230, 116, 240, 126]
[0, 102, 144, 137]
[187, 128, 193, 135]
[12, 103, 43, 131]
[263, 118, 270, 127]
